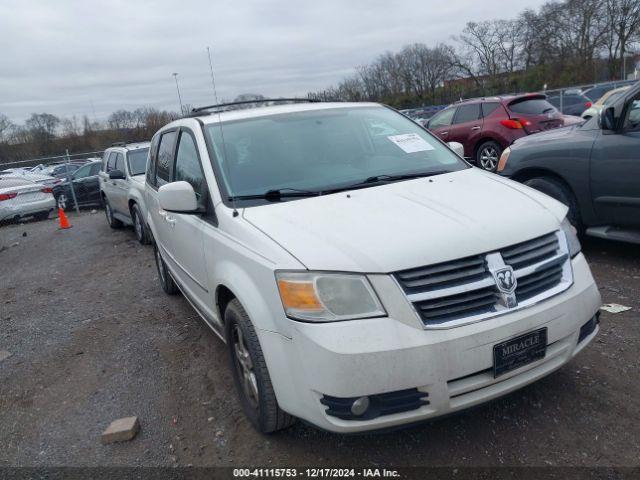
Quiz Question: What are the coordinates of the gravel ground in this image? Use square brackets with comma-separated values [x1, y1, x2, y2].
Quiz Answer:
[0, 211, 639, 468]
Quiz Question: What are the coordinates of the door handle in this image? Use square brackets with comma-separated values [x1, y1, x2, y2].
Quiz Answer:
[440, 131, 448, 135]
[471, 126, 481, 131]
[165, 215, 176, 228]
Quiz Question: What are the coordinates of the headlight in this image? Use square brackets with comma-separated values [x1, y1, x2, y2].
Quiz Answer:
[275, 271, 386, 322]
[497, 147, 511, 172]
[561, 217, 581, 258]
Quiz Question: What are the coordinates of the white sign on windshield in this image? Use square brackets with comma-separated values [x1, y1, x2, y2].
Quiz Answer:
[387, 133, 434, 154]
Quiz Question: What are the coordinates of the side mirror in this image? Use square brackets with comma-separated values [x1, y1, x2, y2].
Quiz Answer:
[108, 169, 126, 180]
[159, 181, 198, 213]
[599, 107, 616, 131]
[447, 141, 465, 157]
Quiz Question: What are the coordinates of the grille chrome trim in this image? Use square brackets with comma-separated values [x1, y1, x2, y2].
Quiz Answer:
[394, 231, 574, 329]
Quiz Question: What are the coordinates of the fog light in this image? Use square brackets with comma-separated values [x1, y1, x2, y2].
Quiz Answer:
[350, 396, 370, 416]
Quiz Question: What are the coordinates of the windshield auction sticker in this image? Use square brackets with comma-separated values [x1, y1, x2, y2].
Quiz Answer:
[387, 133, 434, 153]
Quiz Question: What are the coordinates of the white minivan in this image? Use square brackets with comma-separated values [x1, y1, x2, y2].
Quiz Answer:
[144, 101, 601, 434]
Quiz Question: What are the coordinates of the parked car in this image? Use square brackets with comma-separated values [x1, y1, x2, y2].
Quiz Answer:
[498, 82, 640, 244]
[99, 142, 151, 244]
[583, 80, 636, 103]
[581, 86, 631, 120]
[426, 94, 565, 171]
[145, 100, 600, 434]
[547, 93, 592, 117]
[1, 170, 61, 188]
[0, 177, 55, 222]
[52, 160, 102, 210]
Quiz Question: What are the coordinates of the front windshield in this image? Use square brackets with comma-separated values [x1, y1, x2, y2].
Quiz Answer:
[204, 106, 467, 203]
[127, 148, 149, 176]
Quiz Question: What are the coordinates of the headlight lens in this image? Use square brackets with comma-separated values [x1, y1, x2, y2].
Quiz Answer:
[497, 147, 511, 172]
[561, 217, 581, 258]
[275, 271, 386, 322]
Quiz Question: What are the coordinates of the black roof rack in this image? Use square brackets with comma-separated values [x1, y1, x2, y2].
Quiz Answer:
[189, 98, 322, 116]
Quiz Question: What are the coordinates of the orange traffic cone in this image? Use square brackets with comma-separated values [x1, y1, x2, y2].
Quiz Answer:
[58, 208, 72, 229]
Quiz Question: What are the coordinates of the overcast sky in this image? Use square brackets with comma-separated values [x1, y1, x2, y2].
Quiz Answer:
[0, 0, 548, 124]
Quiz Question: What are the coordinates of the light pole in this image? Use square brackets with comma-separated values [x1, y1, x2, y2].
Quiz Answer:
[172, 72, 183, 115]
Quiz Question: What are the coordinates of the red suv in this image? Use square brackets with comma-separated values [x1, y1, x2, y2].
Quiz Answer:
[426, 94, 565, 171]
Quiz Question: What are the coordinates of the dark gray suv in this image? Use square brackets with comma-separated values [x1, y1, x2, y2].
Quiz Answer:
[498, 81, 640, 245]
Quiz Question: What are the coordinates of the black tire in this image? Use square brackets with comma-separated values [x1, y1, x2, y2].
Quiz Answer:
[225, 299, 296, 433]
[104, 198, 123, 229]
[524, 177, 582, 230]
[154, 243, 179, 295]
[34, 211, 50, 221]
[131, 204, 150, 245]
[476, 140, 502, 172]
[54, 192, 72, 211]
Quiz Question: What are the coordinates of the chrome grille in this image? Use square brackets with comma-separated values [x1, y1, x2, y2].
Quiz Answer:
[394, 231, 573, 328]
[395, 255, 487, 292]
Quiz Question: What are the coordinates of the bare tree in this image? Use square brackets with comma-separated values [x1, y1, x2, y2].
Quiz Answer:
[0, 113, 13, 143]
[605, 0, 640, 78]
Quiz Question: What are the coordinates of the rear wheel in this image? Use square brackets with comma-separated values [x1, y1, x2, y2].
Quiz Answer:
[104, 198, 123, 229]
[225, 299, 296, 433]
[524, 177, 582, 230]
[154, 243, 179, 295]
[476, 141, 502, 172]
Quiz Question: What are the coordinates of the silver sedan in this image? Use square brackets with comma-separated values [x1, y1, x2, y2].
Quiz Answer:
[0, 177, 56, 222]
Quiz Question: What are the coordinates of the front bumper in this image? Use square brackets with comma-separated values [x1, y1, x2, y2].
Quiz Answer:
[259, 254, 600, 433]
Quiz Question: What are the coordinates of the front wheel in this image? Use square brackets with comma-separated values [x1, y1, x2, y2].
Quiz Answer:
[476, 141, 502, 172]
[131, 204, 150, 245]
[154, 243, 179, 295]
[524, 177, 582, 230]
[225, 299, 296, 433]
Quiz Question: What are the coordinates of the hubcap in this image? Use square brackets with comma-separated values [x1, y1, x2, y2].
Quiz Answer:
[57, 194, 67, 209]
[480, 146, 499, 171]
[233, 324, 259, 409]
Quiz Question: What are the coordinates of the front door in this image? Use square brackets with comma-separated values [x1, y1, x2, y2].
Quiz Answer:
[426, 107, 456, 143]
[448, 103, 483, 157]
[590, 97, 640, 227]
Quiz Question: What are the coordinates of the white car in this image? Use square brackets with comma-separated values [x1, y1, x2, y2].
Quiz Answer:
[99, 142, 151, 244]
[145, 101, 601, 434]
[0, 177, 55, 222]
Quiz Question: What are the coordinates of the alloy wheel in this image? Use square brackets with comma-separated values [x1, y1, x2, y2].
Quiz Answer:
[232, 324, 259, 410]
[479, 146, 499, 171]
[57, 194, 67, 210]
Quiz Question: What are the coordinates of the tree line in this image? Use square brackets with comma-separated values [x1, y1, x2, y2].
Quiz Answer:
[309, 0, 640, 107]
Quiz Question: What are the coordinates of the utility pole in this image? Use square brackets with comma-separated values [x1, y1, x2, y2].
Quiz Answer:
[172, 72, 184, 115]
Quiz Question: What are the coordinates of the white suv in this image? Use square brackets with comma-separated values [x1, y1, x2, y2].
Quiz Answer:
[99, 142, 151, 243]
[145, 101, 601, 434]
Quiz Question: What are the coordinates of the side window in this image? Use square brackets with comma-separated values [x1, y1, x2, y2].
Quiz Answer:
[106, 152, 117, 172]
[156, 131, 178, 187]
[114, 153, 125, 172]
[625, 99, 640, 132]
[174, 130, 206, 204]
[147, 135, 160, 187]
[72, 164, 92, 179]
[428, 108, 455, 129]
[453, 104, 481, 124]
[482, 102, 501, 117]
[89, 163, 101, 176]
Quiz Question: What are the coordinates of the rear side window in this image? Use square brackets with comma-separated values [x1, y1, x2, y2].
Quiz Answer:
[106, 152, 117, 172]
[453, 104, 481, 124]
[508, 98, 556, 115]
[114, 153, 125, 172]
[156, 131, 178, 187]
[481, 102, 501, 117]
[147, 135, 160, 187]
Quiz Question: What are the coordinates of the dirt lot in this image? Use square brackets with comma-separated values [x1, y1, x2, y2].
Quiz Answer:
[1, 211, 639, 468]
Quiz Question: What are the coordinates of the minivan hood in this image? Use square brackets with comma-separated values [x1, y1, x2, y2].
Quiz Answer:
[243, 169, 567, 273]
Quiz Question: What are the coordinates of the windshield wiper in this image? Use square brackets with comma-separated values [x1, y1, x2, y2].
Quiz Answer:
[228, 188, 322, 202]
[324, 171, 452, 193]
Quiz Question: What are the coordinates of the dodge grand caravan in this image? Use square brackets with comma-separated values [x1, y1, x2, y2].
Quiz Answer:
[145, 100, 601, 434]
